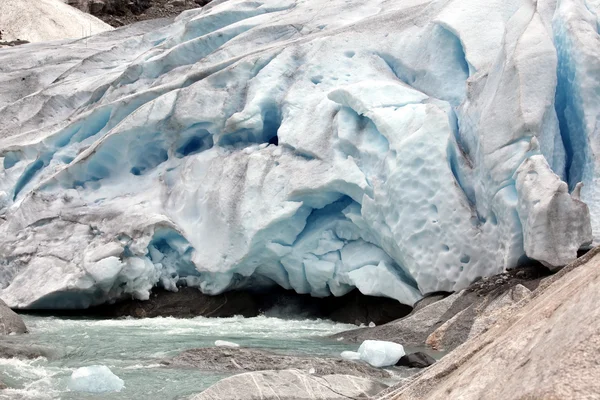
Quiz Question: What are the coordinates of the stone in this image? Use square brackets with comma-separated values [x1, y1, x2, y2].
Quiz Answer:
[192, 370, 388, 400]
[90, 288, 261, 318]
[161, 347, 390, 379]
[0, 381, 6, 390]
[0, 340, 50, 359]
[89, 0, 106, 14]
[168, 0, 186, 6]
[378, 247, 600, 400]
[0, 299, 27, 335]
[396, 353, 436, 369]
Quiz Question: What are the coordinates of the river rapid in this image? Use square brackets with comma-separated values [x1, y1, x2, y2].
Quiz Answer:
[0, 315, 362, 399]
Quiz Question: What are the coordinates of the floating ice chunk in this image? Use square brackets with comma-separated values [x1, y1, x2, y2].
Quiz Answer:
[340, 351, 361, 361]
[68, 365, 124, 393]
[358, 340, 405, 368]
[215, 340, 240, 348]
[369, 322, 376, 328]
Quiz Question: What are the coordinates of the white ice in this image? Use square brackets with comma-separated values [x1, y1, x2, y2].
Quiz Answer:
[215, 340, 240, 348]
[340, 351, 361, 361]
[357, 340, 405, 368]
[67, 365, 124, 393]
[0, 0, 596, 310]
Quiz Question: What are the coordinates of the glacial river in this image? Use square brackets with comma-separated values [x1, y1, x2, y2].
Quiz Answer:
[0, 315, 368, 399]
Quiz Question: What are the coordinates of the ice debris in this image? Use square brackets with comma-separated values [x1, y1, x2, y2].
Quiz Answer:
[67, 365, 124, 393]
[358, 340, 405, 368]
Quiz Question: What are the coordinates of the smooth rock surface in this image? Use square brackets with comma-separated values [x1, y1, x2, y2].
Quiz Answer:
[0, 299, 26, 335]
[0, 340, 50, 359]
[161, 347, 390, 379]
[192, 369, 388, 400]
[0, 0, 595, 311]
[378, 248, 600, 400]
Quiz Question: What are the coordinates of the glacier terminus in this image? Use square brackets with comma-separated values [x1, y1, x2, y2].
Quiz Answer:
[0, 0, 598, 310]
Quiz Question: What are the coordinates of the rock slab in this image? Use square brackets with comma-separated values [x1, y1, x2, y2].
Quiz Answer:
[161, 347, 390, 379]
[0, 299, 26, 335]
[378, 248, 600, 400]
[192, 369, 388, 400]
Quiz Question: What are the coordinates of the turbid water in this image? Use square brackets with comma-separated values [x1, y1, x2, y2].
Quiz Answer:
[0, 315, 368, 399]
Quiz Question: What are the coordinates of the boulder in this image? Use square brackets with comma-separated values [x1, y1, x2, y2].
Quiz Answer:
[192, 370, 388, 400]
[0, 298, 27, 335]
[378, 248, 600, 399]
[0, 381, 6, 390]
[161, 347, 390, 379]
[396, 353, 436, 369]
[0, 340, 50, 359]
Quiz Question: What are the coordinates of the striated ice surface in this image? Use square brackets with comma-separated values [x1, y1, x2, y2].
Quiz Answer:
[358, 340, 405, 368]
[67, 365, 124, 393]
[0, 0, 597, 309]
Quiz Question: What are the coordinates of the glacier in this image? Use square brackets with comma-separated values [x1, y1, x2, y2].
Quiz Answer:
[0, 0, 597, 309]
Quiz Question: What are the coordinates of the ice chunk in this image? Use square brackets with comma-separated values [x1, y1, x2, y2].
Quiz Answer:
[215, 340, 240, 348]
[68, 366, 124, 393]
[358, 340, 405, 368]
[340, 351, 361, 361]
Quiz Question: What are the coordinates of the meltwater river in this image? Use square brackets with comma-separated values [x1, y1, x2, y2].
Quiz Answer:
[0, 315, 365, 399]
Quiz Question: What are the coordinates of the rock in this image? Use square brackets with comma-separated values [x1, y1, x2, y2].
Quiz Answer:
[396, 353, 436, 369]
[378, 247, 600, 400]
[192, 370, 388, 400]
[0, 381, 6, 390]
[0, 340, 50, 359]
[161, 347, 390, 379]
[358, 340, 405, 368]
[425, 284, 532, 351]
[89, 0, 106, 14]
[168, 0, 186, 6]
[331, 265, 549, 351]
[0, 299, 27, 335]
[90, 288, 261, 318]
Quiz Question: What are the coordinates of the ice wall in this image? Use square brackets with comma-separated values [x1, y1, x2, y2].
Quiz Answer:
[0, 0, 596, 309]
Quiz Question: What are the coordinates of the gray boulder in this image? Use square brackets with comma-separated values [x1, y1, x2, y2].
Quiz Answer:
[0, 340, 50, 359]
[0, 298, 26, 335]
[192, 369, 388, 400]
[162, 347, 389, 379]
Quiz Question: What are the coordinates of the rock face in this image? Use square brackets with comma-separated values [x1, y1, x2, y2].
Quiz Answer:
[0, 0, 596, 310]
[91, 287, 261, 318]
[161, 347, 390, 379]
[66, 0, 210, 26]
[378, 248, 600, 400]
[0, 299, 26, 335]
[192, 370, 388, 400]
[331, 265, 549, 351]
[0, 0, 113, 42]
